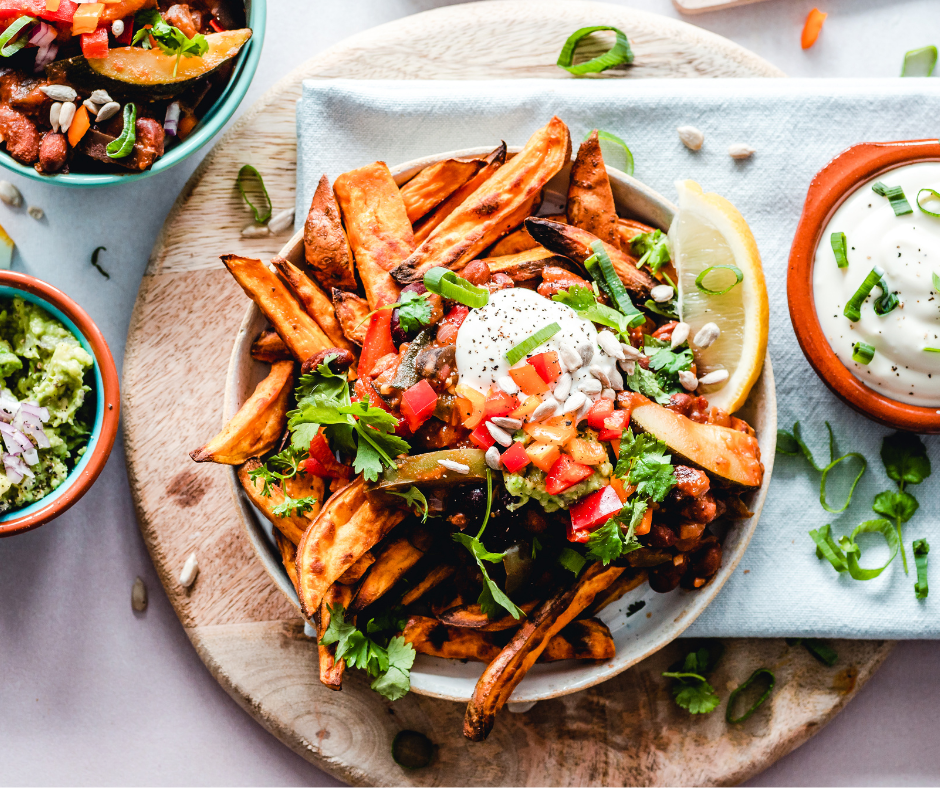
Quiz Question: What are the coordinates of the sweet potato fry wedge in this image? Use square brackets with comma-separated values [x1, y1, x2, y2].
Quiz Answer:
[392, 118, 571, 284]
[250, 329, 291, 363]
[283, 468, 325, 522]
[271, 256, 357, 355]
[478, 247, 570, 282]
[317, 583, 355, 690]
[486, 213, 566, 257]
[222, 255, 332, 363]
[351, 526, 431, 613]
[190, 360, 294, 464]
[567, 130, 620, 249]
[295, 476, 406, 618]
[400, 158, 482, 224]
[617, 217, 656, 248]
[414, 142, 507, 244]
[400, 564, 455, 606]
[304, 174, 357, 291]
[273, 529, 300, 593]
[463, 561, 624, 741]
[337, 550, 375, 585]
[237, 459, 309, 545]
[523, 218, 657, 302]
[542, 619, 615, 662]
[437, 600, 539, 631]
[584, 569, 648, 616]
[334, 162, 414, 309]
[331, 289, 370, 346]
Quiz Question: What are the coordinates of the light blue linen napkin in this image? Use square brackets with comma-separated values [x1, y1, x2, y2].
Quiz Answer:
[296, 78, 940, 639]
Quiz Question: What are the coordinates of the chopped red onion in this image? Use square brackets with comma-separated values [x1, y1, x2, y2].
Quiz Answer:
[3, 453, 24, 483]
[29, 21, 55, 47]
[22, 447, 38, 466]
[0, 421, 34, 456]
[164, 102, 181, 136]
[0, 389, 18, 423]
[18, 402, 49, 423]
[34, 42, 58, 73]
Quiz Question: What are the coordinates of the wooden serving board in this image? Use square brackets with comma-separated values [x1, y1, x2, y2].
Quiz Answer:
[122, 2, 891, 785]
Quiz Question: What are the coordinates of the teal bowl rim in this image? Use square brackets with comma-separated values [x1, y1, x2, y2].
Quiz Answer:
[0, 0, 266, 188]
[0, 286, 104, 522]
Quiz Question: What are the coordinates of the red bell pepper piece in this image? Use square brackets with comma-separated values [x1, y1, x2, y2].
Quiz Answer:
[544, 454, 593, 495]
[304, 432, 352, 479]
[501, 442, 530, 474]
[483, 387, 518, 420]
[400, 379, 438, 433]
[115, 14, 133, 44]
[598, 409, 629, 441]
[568, 486, 623, 538]
[0, 0, 42, 19]
[469, 421, 495, 450]
[527, 350, 561, 384]
[359, 307, 396, 377]
[436, 304, 469, 345]
[586, 398, 614, 431]
[81, 26, 108, 58]
[209, 17, 223, 32]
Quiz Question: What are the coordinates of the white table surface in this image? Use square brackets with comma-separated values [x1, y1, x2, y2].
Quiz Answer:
[1, 1, 938, 785]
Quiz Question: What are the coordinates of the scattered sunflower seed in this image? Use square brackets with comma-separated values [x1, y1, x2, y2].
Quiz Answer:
[531, 398, 559, 422]
[601, 388, 616, 401]
[437, 459, 470, 474]
[110, 19, 124, 37]
[552, 371, 572, 402]
[95, 101, 121, 122]
[563, 391, 587, 413]
[578, 343, 595, 366]
[131, 576, 148, 612]
[39, 84, 77, 102]
[693, 322, 721, 348]
[0, 181, 23, 208]
[82, 99, 100, 115]
[27, 206, 43, 220]
[90, 89, 113, 105]
[608, 365, 625, 391]
[49, 102, 62, 133]
[678, 370, 698, 391]
[496, 375, 518, 395]
[677, 125, 705, 151]
[670, 322, 691, 349]
[578, 377, 603, 395]
[484, 445, 501, 470]
[267, 207, 295, 234]
[699, 369, 730, 386]
[728, 143, 756, 160]
[58, 102, 76, 134]
[650, 284, 675, 303]
[558, 341, 582, 371]
[597, 330, 624, 359]
[490, 416, 522, 431]
[241, 223, 270, 238]
[619, 358, 637, 376]
[589, 365, 610, 388]
[620, 343, 641, 361]
[485, 420, 513, 447]
[179, 552, 199, 588]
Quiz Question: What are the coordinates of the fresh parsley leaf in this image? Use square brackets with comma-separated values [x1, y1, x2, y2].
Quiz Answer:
[370, 635, 416, 701]
[647, 345, 693, 376]
[630, 229, 671, 274]
[132, 8, 208, 76]
[585, 499, 645, 565]
[396, 291, 433, 333]
[247, 462, 279, 497]
[872, 489, 919, 523]
[354, 425, 411, 482]
[881, 431, 931, 487]
[272, 492, 318, 518]
[624, 363, 674, 405]
[388, 486, 430, 522]
[558, 547, 587, 576]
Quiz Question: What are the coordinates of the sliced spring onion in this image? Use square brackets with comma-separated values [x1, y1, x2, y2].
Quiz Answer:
[423, 267, 489, 308]
[810, 524, 848, 573]
[872, 181, 913, 216]
[917, 188, 940, 218]
[901, 45, 938, 77]
[586, 240, 644, 324]
[106, 103, 137, 159]
[587, 129, 634, 176]
[786, 638, 838, 666]
[90, 246, 110, 279]
[505, 322, 561, 366]
[830, 231, 849, 268]
[820, 451, 867, 514]
[873, 279, 899, 316]
[694, 265, 743, 296]
[841, 518, 899, 581]
[852, 341, 875, 365]
[843, 267, 884, 321]
[924, 347, 940, 353]
[391, 730, 434, 769]
[0, 16, 36, 57]
[913, 538, 930, 599]
[556, 26, 633, 75]
[236, 164, 272, 223]
[725, 668, 775, 724]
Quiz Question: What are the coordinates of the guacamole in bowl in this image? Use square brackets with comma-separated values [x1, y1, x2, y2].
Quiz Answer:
[0, 297, 95, 513]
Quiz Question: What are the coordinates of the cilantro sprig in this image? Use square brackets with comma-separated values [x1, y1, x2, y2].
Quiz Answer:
[388, 486, 430, 522]
[630, 229, 671, 274]
[247, 444, 308, 498]
[272, 492, 318, 518]
[552, 285, 643, 337]
[357, 291, 433, 333]
[132, 9, 208, 77]
[874, 432, 931, 574]
[662, 645, 723, 715]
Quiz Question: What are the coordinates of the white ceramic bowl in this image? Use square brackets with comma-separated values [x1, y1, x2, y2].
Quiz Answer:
[226, 148, 777, 703]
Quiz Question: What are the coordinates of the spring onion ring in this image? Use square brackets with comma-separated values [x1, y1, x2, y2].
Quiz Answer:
[423, 267, 489, 309]
[0, 16, 36, 57]
[852, 341, 875, 365]
[913, 538, 930, 599]
[236, 164, 272, 224]
[557, 26, 633, 75]
[901, 45, 938, 77]
[810, 524, 848, 573]
[694, 265, 743, 296]
[586, 240, 644, 324]
[820, 451, 867, 513]
[843, 267, 884, 321]
[788, 638, 838, 666]
[505, 322, 561, 366]
[725, 668, 775, 724]
[587, 129, 634, 176]
[841, 518, 899, 581]
[872, 181, 913, 216]
[830, 231, 849, 268]
[106, 103, 137, 159]
[917, 188, 940, 218]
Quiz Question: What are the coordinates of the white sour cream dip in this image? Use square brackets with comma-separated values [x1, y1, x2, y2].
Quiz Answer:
[454, 288, 618, 399]
[813, 161, 940, 406]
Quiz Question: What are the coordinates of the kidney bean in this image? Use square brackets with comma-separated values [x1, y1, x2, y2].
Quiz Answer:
[0, 106, 39, 164]
[649, 563, 682, 593]
[38, 132, 67, 173]
[645, 522, 677, 549]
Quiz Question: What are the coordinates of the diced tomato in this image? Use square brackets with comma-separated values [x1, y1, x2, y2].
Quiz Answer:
[436, 304, 469, 345]
[567, 520, 591, 543]
[569, 486, 623, 536]
[0, 0, 74, 22]
[483, 387, 518, 420]
[586, 398, 614, 431]
[507, 363, 549, 396]
[115, 14, 133, 44]
[801, 7, 827, 49]
[359, 307, 396, 377]
[81, 26, 108, 58]
[501, 442, 530, 474]
[305, 433, 352, 479]
[527, 351, 561, 384]
[525, 441, 560, 473]
[400, 379, 438, 433]
[545, 454, 593, 495]
[599, 409, 629, 442]
[469, 420, 495, 450]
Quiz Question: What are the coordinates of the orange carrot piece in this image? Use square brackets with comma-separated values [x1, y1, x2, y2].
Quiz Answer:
[801, 8, 827, 50]
[67, 105, 91, 148]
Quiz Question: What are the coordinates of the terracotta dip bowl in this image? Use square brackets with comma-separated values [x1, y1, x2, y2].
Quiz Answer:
[788, 139, 940, 433]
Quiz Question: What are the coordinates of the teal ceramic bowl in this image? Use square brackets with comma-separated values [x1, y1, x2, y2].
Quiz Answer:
[0, 272, 120, 537]
[0, 0, 265, 188]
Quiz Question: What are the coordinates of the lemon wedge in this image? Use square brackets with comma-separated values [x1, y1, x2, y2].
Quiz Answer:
[668, 179, 769, 414]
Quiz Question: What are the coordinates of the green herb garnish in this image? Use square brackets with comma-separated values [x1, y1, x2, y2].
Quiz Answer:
[830, 231, 849, 268]
[271, 492, 318, 518]
[90, 246, 110, 279]
[901, 45, 938, 77]
[423, 267, 488, 308]
[630, 229, 671, 274]
[917, 188, 940, 218]
[589, 129, 634, 176]
[872, 181, 913, 216]
[852, 341, 875, 365]
[553, 285, 644, 336]
[0, 16, 36, 57]
[694, 265, 743, 296]
[584, 240, 644, 322]
[106, 103, 137, 159]
[388, 485, 430, 523]
[556, 25, 633, 75]
[236, 164, 272, 224]
[505, 322, 561, 366]
[786, 638, 838, 666]
[357, 290, 433, 333]
[662, 645, 723, 715]
[558, 546, 587, 576]
[875, 431, 931, 574]
[914, 538, 930, 599]
[132, 8, 208, 77]
[725, 668, 775, 724]
[585, 498, 644, 565]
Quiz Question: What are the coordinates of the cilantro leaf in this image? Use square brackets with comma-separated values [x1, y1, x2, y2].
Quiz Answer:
[881, 432, 931, 486]
[132, 8, 208, 76]
[452, 532, 524, 620]
[630, 229, 671, 273]
[272, 492, 318, 518]
[552, 286, 641, 337]
[558, 547, 587, 576]
[354, 426, 411, 482]
[624, 363, 674, 405]
[616, 429, 675, 502]
[672, 679, 721, 714]
[370, 636, 416, 701]
[585, 499, 644, 565]
[388, 486, 430, 522]
[872, 489, 919, 523]
[396, 291, 433, 334]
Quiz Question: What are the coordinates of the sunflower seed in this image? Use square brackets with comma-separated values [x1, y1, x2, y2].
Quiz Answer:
[58, 102, 76, 133]
[562, 391, 586, 413]
[438, 459, 470, 474]
[619, 358, 636, 376]
[651, 284, 674, 303]
[558, 341, 582, 371]
[131, 576, 148, 612]
[670, 322, 691, 349]
[578, 343, 595, 366]
[268, 207, 295, 234]
[179, 553, 199, 588]
[83, 99, 100, 115]
[531, 399, 559, 422]
[485, 445, 502, 470]
[729, 143, 755, 160]
[579, 377, 603, 395]
[601, 388, 616, 401]
[699, 369, 730, 386]
[608, 365, 624, 391]
[577, 399, 592, 422]
[589, 365, 610, 388]
[678, 125, 705, 151]
[90, 89, 113, 105]
[241, 223, 270, 238]
[95, 101, 121, 122]
[620, 343, 641, 360]
[485, 421, 513, 447]
[0, 181, 22, 208]
[491, 416, 522, 431]
[596, 330, 623, 359]
[110, 19, 124, 37]
[27, 206, 43, 220]
[693, 322, 720, 348]
[40, 84, 77, 102]
[49, 102, 62, 132]
[497, 375, 519, 395]
[678, 370, 698, 391]
[552, 372, 572, 402]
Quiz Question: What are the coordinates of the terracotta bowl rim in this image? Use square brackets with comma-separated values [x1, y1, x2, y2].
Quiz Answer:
[0, 271, 120, 537]
[788, 138, 940, 433]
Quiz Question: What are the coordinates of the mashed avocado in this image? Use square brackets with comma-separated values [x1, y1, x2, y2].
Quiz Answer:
[0, 298, 94, 512]
[504, 461, 613, 512]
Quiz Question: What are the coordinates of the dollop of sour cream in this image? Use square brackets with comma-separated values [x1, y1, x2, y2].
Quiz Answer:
[455, 288, 619, 398]
[814, 162, 940, 406]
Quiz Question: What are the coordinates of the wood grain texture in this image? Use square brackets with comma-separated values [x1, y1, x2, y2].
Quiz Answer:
[123, 2, 888, 785]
